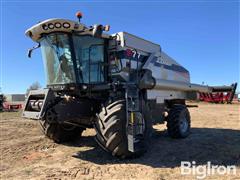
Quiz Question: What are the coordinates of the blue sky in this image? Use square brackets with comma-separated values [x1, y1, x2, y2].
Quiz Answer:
[0, 1, 239, 94]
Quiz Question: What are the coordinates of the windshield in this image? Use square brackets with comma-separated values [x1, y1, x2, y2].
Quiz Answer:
[40, 33, 105, 85]
[41, 33, 76, 84]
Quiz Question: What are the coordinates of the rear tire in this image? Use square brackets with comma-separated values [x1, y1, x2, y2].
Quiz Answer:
[39, 109, 84, 143]
[167, 104, 191, 138]
[94, 99, 152, 158]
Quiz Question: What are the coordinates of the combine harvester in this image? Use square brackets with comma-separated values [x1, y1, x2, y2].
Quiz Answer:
[22, 12, 237, 158]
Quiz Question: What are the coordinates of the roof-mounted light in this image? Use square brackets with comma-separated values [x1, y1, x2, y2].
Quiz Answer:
[48, 23, 54, 29]
[54, 22, 61, 28]
[75, 11, 83, 23]
[42, 24, 48, 30]
[63, 22, 71, 28]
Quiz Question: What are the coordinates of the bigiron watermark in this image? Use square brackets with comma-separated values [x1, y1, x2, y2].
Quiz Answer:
[181, 161, 237, 179]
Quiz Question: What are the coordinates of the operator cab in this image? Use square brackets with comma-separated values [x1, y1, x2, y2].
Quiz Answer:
[25, 13, 110, 91]
[41, 33, 105, 85]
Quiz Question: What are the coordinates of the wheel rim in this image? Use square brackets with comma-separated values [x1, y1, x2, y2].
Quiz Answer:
[179, 117, 188, 134]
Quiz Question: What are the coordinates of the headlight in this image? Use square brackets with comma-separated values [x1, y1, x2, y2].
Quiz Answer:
[42, 24, 48, 30]
[54, 22, 61, 28]
[48, 23, 54, 29]
[63, 22, 71, 28]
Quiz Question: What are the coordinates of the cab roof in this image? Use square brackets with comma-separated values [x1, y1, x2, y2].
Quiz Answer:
[25, 18, 89, 41]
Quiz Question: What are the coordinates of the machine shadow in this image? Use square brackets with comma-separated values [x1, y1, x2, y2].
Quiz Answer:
[70, 127, 240, 168]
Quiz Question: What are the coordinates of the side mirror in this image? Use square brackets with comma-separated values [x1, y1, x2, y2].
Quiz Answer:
[27, 43, 40, 58]
[92, 24, 103, 37]
[27, 49, 33, 58]
[92, 24, 111, 37]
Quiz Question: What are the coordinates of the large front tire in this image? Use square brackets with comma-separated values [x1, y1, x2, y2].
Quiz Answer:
[94, 99, 152, 158]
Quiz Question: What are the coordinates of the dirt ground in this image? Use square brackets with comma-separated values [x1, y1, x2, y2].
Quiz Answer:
[0, 102, 239, 180]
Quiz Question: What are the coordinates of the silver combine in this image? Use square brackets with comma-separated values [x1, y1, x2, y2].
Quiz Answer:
[23, 12, 237, 158]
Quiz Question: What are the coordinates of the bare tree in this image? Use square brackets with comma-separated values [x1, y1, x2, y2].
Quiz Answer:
[26, 81, 41, 96]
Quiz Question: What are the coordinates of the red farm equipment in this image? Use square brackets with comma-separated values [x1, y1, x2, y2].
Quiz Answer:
[199, 83, 238, 104]
[0, 94, 23, 112]
[3, 102, 23, 111]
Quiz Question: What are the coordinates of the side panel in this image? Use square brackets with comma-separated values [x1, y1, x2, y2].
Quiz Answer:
[149, 52, 190, 83]
[110, 32, 190, 85]
[147, 89, 187, 103]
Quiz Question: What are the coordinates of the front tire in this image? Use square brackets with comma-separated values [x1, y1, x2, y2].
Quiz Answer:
[94, 99, 152, 158]
[39, 108, 84, 143]
[167, 104, 191, 138]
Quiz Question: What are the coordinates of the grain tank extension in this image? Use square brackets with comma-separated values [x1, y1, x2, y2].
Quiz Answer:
[23, 12, 237, 158]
